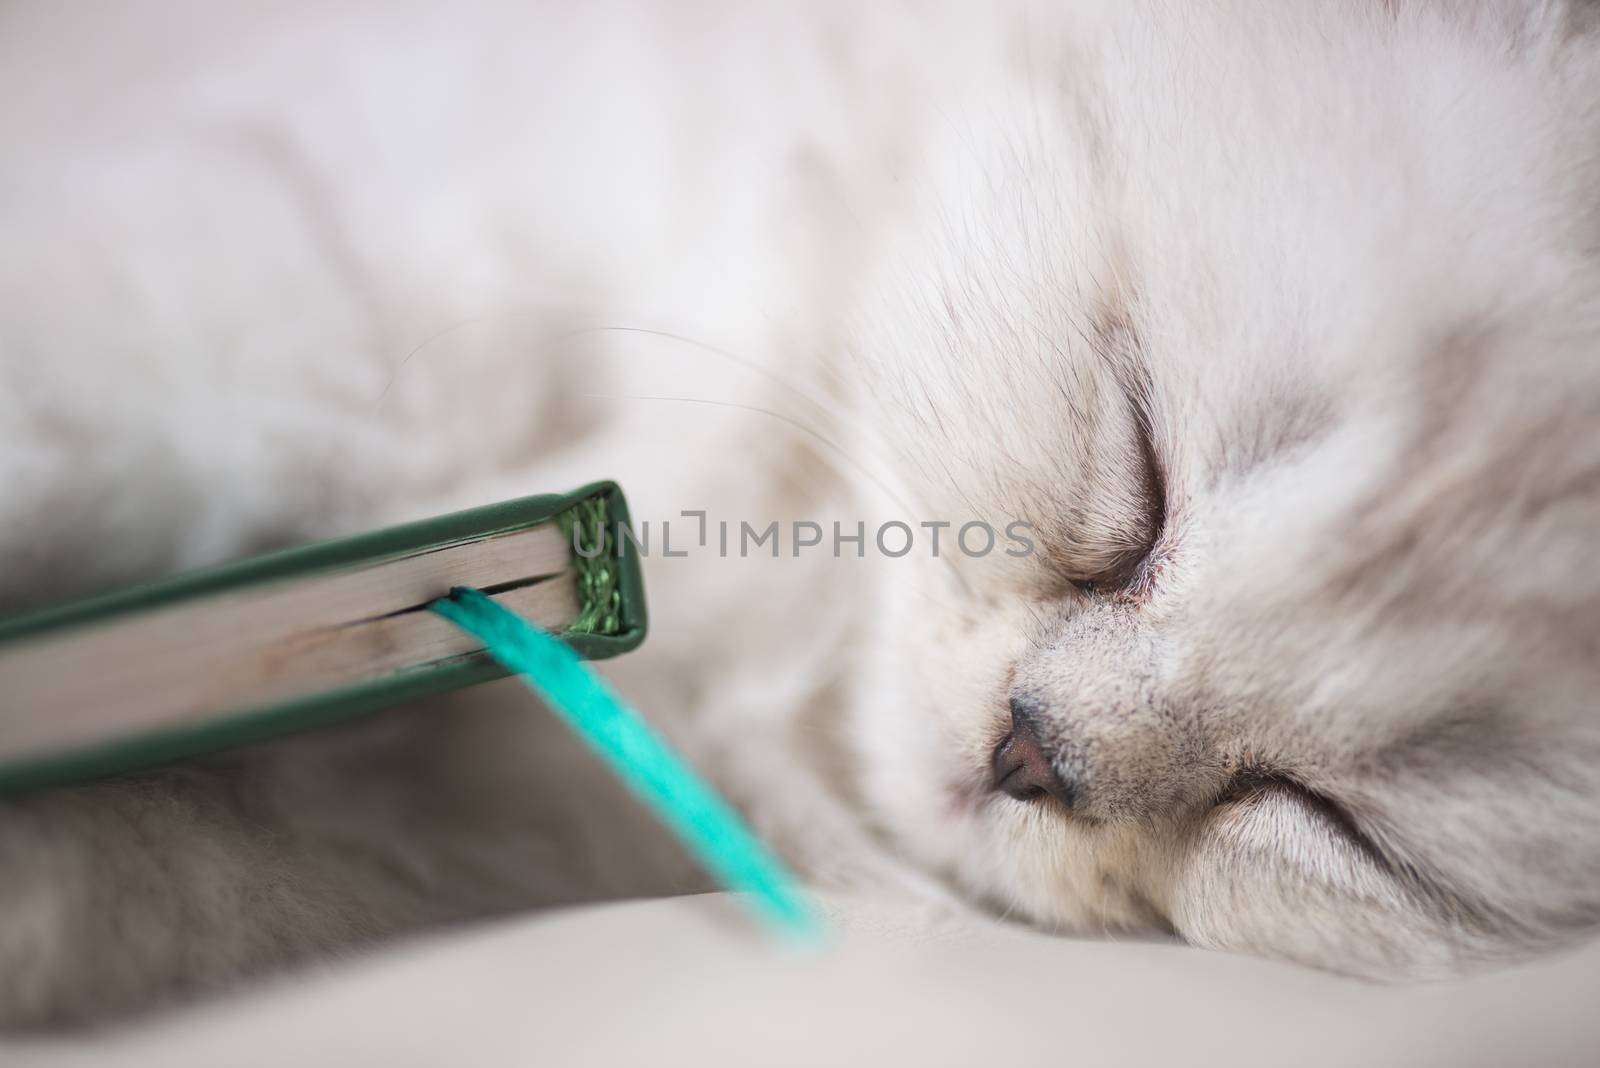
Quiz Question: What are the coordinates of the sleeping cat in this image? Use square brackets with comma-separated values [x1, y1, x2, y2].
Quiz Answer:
[3, 0, 1600, 1028]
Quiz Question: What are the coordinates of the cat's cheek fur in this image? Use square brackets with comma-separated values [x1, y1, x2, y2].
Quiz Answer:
[1168, 801, 1470, 979]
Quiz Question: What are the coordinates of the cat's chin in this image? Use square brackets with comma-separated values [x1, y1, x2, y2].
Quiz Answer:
[903, 787, 1176, 938]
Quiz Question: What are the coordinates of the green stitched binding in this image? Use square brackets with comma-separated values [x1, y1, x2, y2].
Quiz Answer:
[559, 496, 623, 636]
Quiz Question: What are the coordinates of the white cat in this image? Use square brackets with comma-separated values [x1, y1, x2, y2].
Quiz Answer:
[3, 0, 1599, 1028]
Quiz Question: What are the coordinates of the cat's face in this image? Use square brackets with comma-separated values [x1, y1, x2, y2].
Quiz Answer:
[844, 3, 1600, 976]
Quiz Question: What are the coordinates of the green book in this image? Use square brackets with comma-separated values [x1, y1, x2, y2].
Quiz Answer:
[0, 481, 646, 795]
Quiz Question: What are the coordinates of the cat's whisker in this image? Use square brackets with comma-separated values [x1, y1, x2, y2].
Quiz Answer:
[382, 314, 935, 512]
[573, 325, 858, 424]
[377, 308, 557, 404]
[382, 312, 860, 441]
[574, 325, 952, 520]
[581, 391, 975, 596]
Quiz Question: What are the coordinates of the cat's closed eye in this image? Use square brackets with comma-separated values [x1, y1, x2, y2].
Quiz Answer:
[1214, 768, 1390, 874]
[1064, 409, 1168, 597]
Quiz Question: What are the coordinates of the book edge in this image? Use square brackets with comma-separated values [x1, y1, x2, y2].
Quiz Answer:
[0, 483, 614, 642]
[0, 481, 649, 795]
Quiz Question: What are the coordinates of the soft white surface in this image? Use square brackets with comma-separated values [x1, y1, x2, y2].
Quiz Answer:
[11, 892, 1600, 1067]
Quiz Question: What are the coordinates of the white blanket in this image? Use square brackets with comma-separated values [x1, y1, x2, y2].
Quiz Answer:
[13, 893, 1600, 1067]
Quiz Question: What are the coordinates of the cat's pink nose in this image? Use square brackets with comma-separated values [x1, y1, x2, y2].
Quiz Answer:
[991, 701, 1074, 809]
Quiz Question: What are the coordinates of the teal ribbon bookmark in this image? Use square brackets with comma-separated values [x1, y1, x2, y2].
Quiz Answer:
[430, 586, 821, 940]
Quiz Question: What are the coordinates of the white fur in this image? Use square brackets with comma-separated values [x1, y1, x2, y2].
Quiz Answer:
[2, 0, 1599, 1027]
